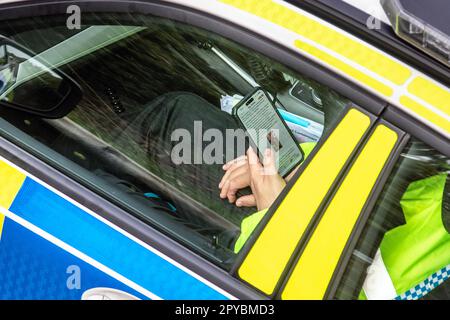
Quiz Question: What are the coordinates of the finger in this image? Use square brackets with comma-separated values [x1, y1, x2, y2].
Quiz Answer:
[247, 147, 262, 179]
[219, 167, 232, 189]
[220, 180, 230, 199]
[236, 194, 257, 207]
[263, 148, 278, 175]
[223, 155, 247, 170]
[226, 167, 250, 203]
[227, 186, 237, 203]
[226, 164, 250, 188]
[219, 159, 247, 188]
[221, 165, 248, 199]
[219, 157, 247, 189]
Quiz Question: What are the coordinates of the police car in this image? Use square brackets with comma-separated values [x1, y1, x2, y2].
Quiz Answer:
[0, 0, 448, 300]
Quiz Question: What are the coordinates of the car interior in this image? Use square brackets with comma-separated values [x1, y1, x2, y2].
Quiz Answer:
[0, 18, 330, 267]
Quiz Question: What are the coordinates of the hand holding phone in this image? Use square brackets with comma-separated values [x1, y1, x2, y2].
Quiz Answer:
[233, 88, 304, 177]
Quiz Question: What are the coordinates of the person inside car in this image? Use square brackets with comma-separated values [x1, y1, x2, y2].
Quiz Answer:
[117, 87, 448, 299]
[116, 88, 330, 250]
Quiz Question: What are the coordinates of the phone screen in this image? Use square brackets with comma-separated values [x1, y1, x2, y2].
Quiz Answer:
[234, 88, 304, 177]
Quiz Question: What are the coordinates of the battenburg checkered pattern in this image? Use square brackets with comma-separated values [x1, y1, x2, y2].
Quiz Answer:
[395, 265, 450, 300]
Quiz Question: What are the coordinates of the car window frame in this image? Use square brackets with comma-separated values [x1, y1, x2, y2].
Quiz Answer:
[323, 119, 409, 299]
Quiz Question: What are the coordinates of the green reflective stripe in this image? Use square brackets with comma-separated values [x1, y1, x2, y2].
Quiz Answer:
[234, 208, 268, 253]
[298, 142, 317, 159]
[379, 174, 450, 296]
[233, 142, 317, 253]
[359, 290, 368, 300]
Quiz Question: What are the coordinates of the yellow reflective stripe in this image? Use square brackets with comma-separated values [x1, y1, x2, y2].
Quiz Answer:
[238, 109, 371, 294]
[0, 161, 26, 240]
[282, 125, 398, 300]
[220, 0, 411, 85]
[400, 96, 450, 134]
[295, 40, 394, 97]
[408, 77, 450, 116]
[0, 161, 26, 209]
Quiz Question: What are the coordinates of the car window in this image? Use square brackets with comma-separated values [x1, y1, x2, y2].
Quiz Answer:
[335, 137, 450, 300]
[0, 13, 351, 269]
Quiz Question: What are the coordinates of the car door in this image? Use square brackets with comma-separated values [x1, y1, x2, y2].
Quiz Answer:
[329, 111, 449, 300]
[181, 0, 449, 300]
[0, 0, 447, 300]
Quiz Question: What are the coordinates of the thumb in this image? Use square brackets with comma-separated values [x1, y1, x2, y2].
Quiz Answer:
[263, 148, 278, 175]
[236, 194, 257, 207]
[247, 147, 262, 178]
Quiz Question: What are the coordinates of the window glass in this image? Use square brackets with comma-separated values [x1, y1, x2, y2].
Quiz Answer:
[0, 13, 350, 269]
[335, 138, 450, 299]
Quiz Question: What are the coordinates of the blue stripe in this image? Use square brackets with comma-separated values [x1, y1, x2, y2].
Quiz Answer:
[278, 109, 310, 127]
[9, 177, 228, 300]
[0, 218, 148, 300]
[144, 192, 160, 199]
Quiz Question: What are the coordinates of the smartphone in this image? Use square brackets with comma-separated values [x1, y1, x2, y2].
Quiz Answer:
[233, 88, 304, 177]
